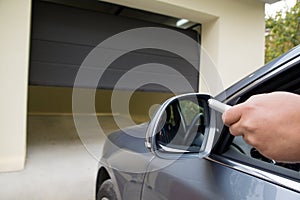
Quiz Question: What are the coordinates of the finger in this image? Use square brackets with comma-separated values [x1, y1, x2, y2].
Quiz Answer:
[228, 121, 244, 137]
[222, 103, 245, 126]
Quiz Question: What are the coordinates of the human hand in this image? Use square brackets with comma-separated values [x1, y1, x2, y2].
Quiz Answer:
[222, 92, 300, 162]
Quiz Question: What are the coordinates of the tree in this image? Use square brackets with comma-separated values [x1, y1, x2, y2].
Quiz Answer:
[265, 1, 300, 63]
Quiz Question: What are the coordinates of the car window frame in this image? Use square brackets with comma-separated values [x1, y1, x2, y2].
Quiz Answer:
[209, 55, 300, 193]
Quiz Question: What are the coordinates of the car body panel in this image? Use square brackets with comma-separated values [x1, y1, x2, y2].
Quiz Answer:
[97, 45, 300, 199]
[142, 156, 300, 200]
[100, 123, 154, 200]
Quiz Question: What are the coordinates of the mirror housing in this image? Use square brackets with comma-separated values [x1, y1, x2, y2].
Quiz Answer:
[145, 93, 218, 158]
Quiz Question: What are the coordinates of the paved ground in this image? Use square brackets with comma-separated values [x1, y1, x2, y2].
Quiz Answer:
[0, 115, 131, 200]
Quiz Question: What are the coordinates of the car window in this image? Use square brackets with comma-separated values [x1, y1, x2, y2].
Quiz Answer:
[220, 59, 300, 182]
[231, 135, 300, 172]
[155, 98, 207, 153]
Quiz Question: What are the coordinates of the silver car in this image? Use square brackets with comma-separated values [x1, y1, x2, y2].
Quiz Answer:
[96, 45, 300, 200]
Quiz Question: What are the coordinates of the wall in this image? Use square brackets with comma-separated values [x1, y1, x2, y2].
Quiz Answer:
[102, 0, 266, 95]
[0, 0, 31, 171]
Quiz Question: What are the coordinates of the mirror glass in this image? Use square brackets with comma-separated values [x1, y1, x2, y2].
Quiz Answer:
[154, 94, 210, 153]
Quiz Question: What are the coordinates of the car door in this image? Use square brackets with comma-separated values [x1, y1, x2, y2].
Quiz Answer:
[142, 94, 227, 199]
[141, 55, 300, 199]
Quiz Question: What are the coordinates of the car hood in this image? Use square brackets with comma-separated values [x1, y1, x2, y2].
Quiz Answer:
[101, 122, 155, 173]
[102, 122, 150, 158]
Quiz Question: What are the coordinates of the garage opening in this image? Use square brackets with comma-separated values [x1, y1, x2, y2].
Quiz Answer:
[28, 0, 201, 131]
[24, 0, 202, 197]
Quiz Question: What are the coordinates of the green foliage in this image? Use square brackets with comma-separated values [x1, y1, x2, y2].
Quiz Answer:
[265, 1, 300, 63]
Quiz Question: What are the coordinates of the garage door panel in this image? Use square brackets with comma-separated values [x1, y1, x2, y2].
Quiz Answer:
[30, 0, 200, 93]
[33, 1, 199, 59]
[31, 40, 199, 77]
[109, 50, 199, 76]
[30, 39, 92, 66]
[32, 2, 130, 46]
[30, 62, 78, 87]
[30, 61, 198, 93]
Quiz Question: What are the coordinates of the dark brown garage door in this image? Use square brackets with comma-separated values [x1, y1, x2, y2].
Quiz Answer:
[29, 0, 200, 93]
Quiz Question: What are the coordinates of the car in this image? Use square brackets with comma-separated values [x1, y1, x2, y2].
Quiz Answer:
[95, 45, 300, 200]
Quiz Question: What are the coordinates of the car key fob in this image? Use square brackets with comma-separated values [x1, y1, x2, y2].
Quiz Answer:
[208, 99, 232, 114]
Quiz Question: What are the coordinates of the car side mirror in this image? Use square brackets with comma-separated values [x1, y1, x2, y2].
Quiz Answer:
[145, 93, 218, 158]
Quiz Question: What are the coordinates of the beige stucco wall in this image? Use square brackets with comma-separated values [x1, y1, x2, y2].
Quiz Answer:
[0, 0, 31, 171]
[103, 0, 265, 94]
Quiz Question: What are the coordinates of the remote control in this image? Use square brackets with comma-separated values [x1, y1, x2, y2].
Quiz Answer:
[208, 99, 232, 114]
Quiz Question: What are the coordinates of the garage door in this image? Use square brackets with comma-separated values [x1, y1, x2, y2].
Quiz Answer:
[29, 0, 200, 93]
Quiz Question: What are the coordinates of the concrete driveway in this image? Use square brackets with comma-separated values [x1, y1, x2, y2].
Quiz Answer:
[0, 115, 132, 200]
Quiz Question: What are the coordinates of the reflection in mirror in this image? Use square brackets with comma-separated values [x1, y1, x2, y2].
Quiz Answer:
[155, 95, 209, 153]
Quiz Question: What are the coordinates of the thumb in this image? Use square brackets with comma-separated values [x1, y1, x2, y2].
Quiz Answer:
[222, 104, 244, 126]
